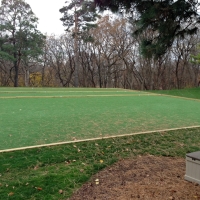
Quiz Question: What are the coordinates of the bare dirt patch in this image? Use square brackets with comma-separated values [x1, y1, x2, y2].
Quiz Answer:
[69, 155, 200, 200]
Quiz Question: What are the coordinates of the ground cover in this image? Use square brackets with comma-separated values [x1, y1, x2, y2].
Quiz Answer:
[0, 88, 200, 150]
[0, 128, 200, 199]
[70, 156, 199, 200]
[0, 87, 200, 199]
[151, 87, 200, 99]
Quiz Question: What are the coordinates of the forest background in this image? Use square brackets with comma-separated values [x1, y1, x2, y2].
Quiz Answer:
[0, 0, 200, 90]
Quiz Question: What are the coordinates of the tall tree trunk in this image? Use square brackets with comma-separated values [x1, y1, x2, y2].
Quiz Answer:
[107, 65, 112, 88]
[97, 64, 102, 88]
[24, 69, 29, 87]
[13, 52, 18, 87]
[175, 56, 181, 89]
[74, 8, 79, 87]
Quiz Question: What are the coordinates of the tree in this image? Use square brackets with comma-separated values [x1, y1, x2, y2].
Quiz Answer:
[60, 0, 99, 87]
[20, 30, 46, 86]
[94, 0, 200, 59]
[60, 0, 98, 33]
[190, 43, 200, 86]
[46, 34, 75, 87]
[191, 45, 200, 64]
[0, 0, 45, 87]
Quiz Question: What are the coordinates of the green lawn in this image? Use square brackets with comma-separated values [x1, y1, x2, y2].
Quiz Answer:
[151, 87, 200, 99]
[1, 87, 200, 150]
[0, 128, 200, 199]
[0, 87, 200, 199]
[0, 87, 145, 97]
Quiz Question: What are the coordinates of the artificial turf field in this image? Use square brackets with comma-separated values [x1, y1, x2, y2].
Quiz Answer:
[1, 87, 200, 151]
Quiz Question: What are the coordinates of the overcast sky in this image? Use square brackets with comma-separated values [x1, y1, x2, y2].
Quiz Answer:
[25, 0, 66, 35]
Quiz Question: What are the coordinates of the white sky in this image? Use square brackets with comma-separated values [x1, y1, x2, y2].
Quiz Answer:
[0, 0, 67, 35]
[26, 0, 66, 35]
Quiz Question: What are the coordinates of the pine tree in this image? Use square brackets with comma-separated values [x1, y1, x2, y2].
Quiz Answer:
[94, 0, 200, 59]
[0, 0, 45, 87]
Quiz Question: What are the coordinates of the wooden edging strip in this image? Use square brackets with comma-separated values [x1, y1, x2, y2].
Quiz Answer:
[1, 125, 200, 153]
[0, 93, 157, 99]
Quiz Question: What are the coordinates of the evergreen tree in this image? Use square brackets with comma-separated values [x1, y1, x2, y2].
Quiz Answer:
[60, 0, 98, 33]
[94, 0, 200, 59]
[0, 0, 45, 87]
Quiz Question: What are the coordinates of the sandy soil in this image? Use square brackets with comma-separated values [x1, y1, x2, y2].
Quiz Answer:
[69, 155, 200, 200]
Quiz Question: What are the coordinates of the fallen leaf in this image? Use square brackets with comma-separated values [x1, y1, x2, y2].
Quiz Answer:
[78, 148, 81, 152]
[36, 187, 42, 191]
[73, 145, 77, 148]
[100, 160, 104, 163]
[8, 192, 14, 196]
[59, 189, 63, 194]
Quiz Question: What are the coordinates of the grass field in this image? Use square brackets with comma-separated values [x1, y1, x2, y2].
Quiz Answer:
[0, 87, 200, 199]
[1, 87, 200, 151]
[151, 87, 200, 99]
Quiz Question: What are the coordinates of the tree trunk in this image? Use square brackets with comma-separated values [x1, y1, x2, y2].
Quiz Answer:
[24, 69, 29, 87]
[13, 52, 18, 87]
[97, 64, 102, 88]
[74, 9, 79, 87]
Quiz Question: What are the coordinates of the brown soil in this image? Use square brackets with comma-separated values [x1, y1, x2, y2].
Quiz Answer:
[69, 155, 200, 200]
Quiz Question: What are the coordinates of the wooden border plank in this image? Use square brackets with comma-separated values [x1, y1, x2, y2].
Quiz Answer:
[0, 125, 200, 153]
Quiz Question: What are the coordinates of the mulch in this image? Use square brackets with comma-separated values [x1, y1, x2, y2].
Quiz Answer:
[69, 155, 200, 200]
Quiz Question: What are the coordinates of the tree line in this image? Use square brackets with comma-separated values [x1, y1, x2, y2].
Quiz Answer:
[0, 0, 200, 89]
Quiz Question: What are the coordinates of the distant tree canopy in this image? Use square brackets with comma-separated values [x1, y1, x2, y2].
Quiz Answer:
[94, 0, 200, 59]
